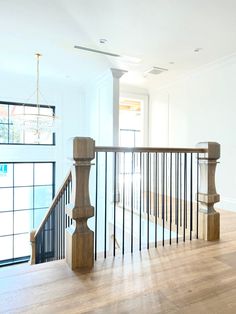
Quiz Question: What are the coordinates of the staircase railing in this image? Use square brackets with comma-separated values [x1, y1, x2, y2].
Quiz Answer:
[93, 146, 205, 259]
[30, 171, 72, 264]
[30, 138, 221, 272]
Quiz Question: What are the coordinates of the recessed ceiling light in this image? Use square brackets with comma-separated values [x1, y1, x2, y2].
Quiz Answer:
[194, 48, 203, 53]
[169, 61, 175, 64]
[99, 38, 107, 44]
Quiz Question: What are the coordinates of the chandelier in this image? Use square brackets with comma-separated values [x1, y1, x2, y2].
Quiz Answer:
[13, 53, 57, 143]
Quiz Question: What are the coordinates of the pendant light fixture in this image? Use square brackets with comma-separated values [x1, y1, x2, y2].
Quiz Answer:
[13, 53, 57, 144]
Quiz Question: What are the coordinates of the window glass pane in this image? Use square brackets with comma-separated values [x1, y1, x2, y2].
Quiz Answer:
[24, 130, 33, 144]
[34, 208, 47, 229]
[14, 210, 31, 234]
[0, 124, 8, 143]
[9, 125, 21, 143]
[9, 105, 23, 143]
[39, 107, 53, 115]
[14, 234, 30, 258]
[0, 104, 8, 119]
[0, 212, 13, 236]
[0, 188, 13, 211]
[0, 236, 13, 261]
[34, 186, 52, 208]
[0, 103, 54, 145]
[24, 106, 38, 114]
[14, 163, 33, 186]
[36, 130, 52, 144]
[0, 164, 13, 187]
[0, 161, 54, 264]
[34, 163, 53, 185]
[9, 105, 23, 123]
[14, 187, 33, 210]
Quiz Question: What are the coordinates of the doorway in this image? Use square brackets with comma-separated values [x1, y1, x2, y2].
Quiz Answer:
[119, 95, 148, 147]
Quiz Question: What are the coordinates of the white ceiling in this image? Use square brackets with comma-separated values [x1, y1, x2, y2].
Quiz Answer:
[1, 0, 236, 88]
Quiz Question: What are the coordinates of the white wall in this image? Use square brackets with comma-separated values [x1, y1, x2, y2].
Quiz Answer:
[148, 55, 236, 211]
[0, 69, 87, 188]
[85, 69, 120, 146]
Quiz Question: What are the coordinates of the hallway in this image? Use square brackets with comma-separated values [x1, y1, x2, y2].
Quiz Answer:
[0, 208, 236, 313]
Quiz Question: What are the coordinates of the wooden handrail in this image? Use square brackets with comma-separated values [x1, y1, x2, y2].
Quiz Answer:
[34, 170, 72, 238]
[95, 146, 208, 153]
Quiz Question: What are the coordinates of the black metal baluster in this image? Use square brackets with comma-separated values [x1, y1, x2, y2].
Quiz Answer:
[180, 154, 182, 228]
[95, 151, 98, 260]
[58, 198, 60, 260]
[190, 153, 193, 240]
[61, 197, 63, 259]
[155, 152, 158, 248]
[52, 209, 55, 260]
[196, 153, 199, 239]
[58, 199, 61, 259]
[62, 194, 64, 257]
[166, 153, 168, 222]
[59, 194, 63, 259]
[162, 153, 165, 246]
[131, 152, 134, 253]
[147, 153, 150, 249]
[176, 153, 179, 244]
[170, 153, 172, 245]
[139, 152, 142, 251]
[46, 219, 49, 261]
[142, 152, 145, 215]
[183, 153, 187, 242]
[54, 204, 57, 259]
[122, 152, 125, 255]
[57, 203, 59, 259]
[157, 153, 160, 218]
[104, 152, 107, 258]
[63, 192, 66, 257]
[113, 152, 117, 257]
[65, 187, 68, 228]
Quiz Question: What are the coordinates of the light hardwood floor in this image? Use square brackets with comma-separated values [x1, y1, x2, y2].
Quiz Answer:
[1, 208, 236, 314]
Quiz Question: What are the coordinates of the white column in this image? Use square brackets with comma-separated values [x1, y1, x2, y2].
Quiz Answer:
[110, 68, 127, 146]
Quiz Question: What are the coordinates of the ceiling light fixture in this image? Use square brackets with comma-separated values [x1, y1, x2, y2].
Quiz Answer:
[13, 53, 57, 143]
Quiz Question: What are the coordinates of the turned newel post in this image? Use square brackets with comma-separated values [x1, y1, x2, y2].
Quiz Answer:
[66, 137, 95, 271]
[29, 229, 36, 265]
[197, 142, 220, 241]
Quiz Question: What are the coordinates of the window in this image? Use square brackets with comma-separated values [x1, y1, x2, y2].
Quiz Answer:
[0, 162, 55, 265]
[0, 101, 55, 145]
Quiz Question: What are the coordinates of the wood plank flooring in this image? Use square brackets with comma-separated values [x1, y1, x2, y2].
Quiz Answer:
[1, 208, 236, 313]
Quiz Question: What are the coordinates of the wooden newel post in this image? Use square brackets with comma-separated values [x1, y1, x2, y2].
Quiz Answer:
[197, 142, 220, 241]
[29, 229, 36, 265]
[66, 137, 95, 271]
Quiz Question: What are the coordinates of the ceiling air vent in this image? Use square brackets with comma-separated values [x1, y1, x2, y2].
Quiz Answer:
[146, 66, 168, 75]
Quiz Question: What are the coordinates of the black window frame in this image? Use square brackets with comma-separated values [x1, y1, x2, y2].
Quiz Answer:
[0, 101, 56, 146]
[0, 161, 55, 267]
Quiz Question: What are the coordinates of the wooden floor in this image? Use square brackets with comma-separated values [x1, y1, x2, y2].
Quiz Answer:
[1, 209, 236, 314]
